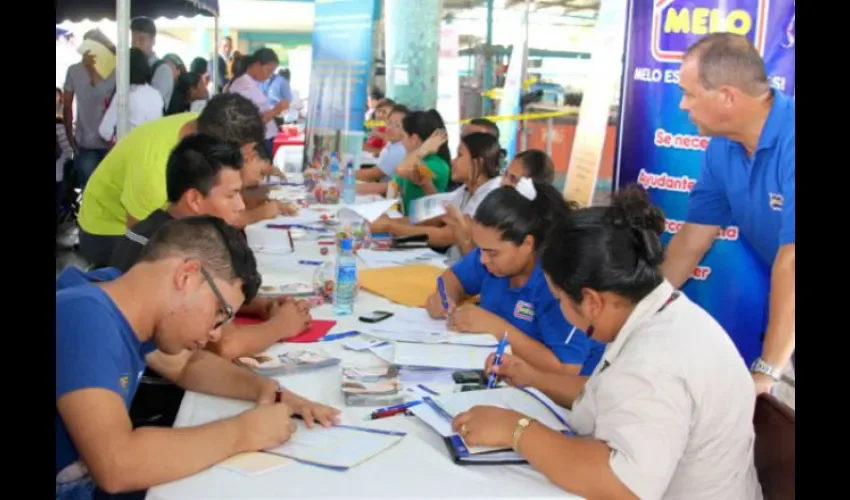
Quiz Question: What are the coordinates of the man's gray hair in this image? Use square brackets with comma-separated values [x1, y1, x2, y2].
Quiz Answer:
[684, 33, 769, 96]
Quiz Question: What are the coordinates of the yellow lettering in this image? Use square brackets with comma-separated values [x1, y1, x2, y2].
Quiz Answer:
[726, 10, 752, 35]
[663, 7, 753, 36]
[709, 9, 724, 31]
[664, 8, 690, 34]
[692, 8, 709, 34]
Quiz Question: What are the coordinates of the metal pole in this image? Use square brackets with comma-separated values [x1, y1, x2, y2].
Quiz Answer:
[116, 0, 130, 139]
[545, 116, 553, 156]
[482, 0, 494, 116]
[211, 16, 220, 95]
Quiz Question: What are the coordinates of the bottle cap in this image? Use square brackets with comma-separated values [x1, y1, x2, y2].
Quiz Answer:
[339, 238, 353, 251]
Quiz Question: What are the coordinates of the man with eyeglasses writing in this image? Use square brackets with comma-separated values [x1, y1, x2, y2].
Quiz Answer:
[55, 216, 340, 499]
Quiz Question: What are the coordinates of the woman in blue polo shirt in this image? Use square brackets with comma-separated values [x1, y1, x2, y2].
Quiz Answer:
[425, 179, 603, 375]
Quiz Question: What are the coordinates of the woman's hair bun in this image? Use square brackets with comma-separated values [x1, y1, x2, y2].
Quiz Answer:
[608, 185, 666, 266]
[608, 185, 665, 235]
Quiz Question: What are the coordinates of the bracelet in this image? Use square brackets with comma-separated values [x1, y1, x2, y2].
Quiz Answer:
[511, 418, 535, 453]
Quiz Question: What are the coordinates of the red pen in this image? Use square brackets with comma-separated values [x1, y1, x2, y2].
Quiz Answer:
[368, 407, 407, 420]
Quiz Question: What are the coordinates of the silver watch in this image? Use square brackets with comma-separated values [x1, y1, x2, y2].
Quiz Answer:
[750, 357, 782, 381]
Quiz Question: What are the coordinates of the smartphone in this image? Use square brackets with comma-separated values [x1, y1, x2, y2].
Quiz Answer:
[459, 384, 487, 392]
[358, 310, 394, 323]
[452, 370, 486, 385]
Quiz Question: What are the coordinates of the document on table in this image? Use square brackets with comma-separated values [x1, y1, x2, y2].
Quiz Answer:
[338, 199, 399, 223]
[411, 387, 573, 459]
[356, 249, 445, 269]
[393, 342, 497, 370]
[216, 452, 293, 477]
[363, 307, 499, 347]
[267, 209, 325, 226]
[264, 420, 406, 470]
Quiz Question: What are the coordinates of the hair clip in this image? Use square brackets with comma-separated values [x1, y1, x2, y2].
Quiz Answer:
[515, 177, 537, 201]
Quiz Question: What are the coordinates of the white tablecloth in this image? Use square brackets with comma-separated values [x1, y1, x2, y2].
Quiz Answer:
[146, 215, 580, 499]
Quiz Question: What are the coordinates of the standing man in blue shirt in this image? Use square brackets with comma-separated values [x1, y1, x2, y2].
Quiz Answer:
[56, 216, 340, 498]
[662, 33, 794, 398]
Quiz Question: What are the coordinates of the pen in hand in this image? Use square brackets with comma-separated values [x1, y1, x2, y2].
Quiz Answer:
[487, 332, 509, 389]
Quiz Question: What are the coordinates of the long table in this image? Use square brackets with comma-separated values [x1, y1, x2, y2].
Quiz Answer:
[146, 211, 581, 499]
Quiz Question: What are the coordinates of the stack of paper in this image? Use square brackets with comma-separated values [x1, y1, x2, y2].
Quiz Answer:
[216, 452, 292, 477]
[265, 421, 406, 470]
[393, 342, 495, 370]
[362, 308, 499, 347]
[356, 248, 445, 269]
[408, 191, 463, 225]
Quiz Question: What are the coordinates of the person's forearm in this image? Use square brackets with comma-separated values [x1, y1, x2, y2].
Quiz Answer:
[262, 109, 280, 123]
[126, 214, 139, 229]
[176, 350, 271, 401]
[356, 167, 384, 182]
[761, 245, 795, 368]
[457, 237, 476, 256]
[356, 182, 388, 195]
[420, 181, 437, 196]
[63, 104, 75, 146]
[88, 70, 104, 87]
[661, 232, 708, 288]
[233, 206, 273, 229]
[386, 221, 456, 247]
[518, 424, 637, 499]
[527, 371, 589, 409]
[98, 416, 248, 493]
[208, 322, 285, 361]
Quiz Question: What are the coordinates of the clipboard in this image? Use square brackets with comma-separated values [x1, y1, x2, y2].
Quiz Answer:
[417, 388, 575, 466]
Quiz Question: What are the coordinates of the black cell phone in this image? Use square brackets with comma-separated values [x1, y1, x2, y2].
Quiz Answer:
[358, 310, 394, 323]
[452, 370, 486, 385]
[459, 384, 487, 392]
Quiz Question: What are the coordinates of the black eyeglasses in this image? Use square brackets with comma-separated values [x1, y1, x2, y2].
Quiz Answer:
[200, 267, 235, 329]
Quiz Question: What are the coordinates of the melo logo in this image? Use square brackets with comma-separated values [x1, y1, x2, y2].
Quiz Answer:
[651, 0, 770, 63]
[768, 192, 784, 211]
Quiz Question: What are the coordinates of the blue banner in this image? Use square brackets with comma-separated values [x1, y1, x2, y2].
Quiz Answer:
[615, 0, 795, 365]
[305, 0, 379, 169]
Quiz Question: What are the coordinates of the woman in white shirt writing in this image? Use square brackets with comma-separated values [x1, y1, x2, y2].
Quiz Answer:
[98, 48, 163, 143]
[453, 186, 762, 500]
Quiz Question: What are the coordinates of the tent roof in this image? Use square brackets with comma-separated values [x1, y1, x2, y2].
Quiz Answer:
[56, 0, 218, 24]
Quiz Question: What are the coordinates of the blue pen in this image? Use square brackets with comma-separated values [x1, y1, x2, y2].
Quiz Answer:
[371, 400, 422, 415]
[321, 330, 360, 342]
[437, 276, 450, 312]
[299, 260, 323, 266]
[422, 396, 454, 422]
[487, 332, 509, 388]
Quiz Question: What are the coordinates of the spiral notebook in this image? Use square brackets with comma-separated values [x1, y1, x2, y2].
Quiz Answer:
[410, 387, 574, 465]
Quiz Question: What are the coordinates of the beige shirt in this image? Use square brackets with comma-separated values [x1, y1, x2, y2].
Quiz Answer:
[570, 280, 762, 500]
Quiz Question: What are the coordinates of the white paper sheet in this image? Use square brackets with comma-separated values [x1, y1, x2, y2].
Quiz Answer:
[264, 421, 405, 469]
[393, 342, 496, 370]
[338, 199, 400, 223]
[363, 308, 499, 347]
[356, 249, 445, 269]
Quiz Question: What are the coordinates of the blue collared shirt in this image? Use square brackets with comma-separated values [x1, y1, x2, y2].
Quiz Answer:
[263, 74, 293, 108]
[686, 90, 795, 267]
[451, 248, 604, 374]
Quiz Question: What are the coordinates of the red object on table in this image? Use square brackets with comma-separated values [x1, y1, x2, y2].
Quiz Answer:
[272, 127, 306, 158]
[233, 316, 337, 343]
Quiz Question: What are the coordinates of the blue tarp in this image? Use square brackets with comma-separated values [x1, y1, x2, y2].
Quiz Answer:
[56, 0, 219, 24]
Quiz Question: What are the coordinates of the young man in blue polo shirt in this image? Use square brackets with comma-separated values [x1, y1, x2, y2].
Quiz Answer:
[663, 33, 795, 399]
[56, 216, 340, 498]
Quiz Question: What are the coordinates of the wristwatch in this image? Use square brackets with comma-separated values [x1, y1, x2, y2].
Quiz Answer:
[512, 417, 534, 452]
[750, 357, 782, 381]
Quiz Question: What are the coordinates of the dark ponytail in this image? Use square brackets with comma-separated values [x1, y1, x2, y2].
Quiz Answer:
[541, 184, 666, 304]
[461, 132, 501, 181]
[513, 149, 555, 184]
[166, 72, 203, 116]
[473, 181, 573, 249]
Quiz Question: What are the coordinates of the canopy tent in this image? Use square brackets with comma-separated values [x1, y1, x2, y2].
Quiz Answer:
[56, 0, 219, 23]
[57, 0, 221, 140]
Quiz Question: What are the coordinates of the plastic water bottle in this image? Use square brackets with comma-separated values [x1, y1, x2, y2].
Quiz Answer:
[328, 152, 340, 177]
[342, 160, 356, 204]
[333, 238, 357, 316]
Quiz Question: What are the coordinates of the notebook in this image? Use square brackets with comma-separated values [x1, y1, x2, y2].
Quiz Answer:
[232, 318, 337, 344]
[216, 452, 292, 477]
[357, 265, 445, 307]
[393, 342, 500, 371]
[410, 387, 574, 465]
[264, 420, 406, 470]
